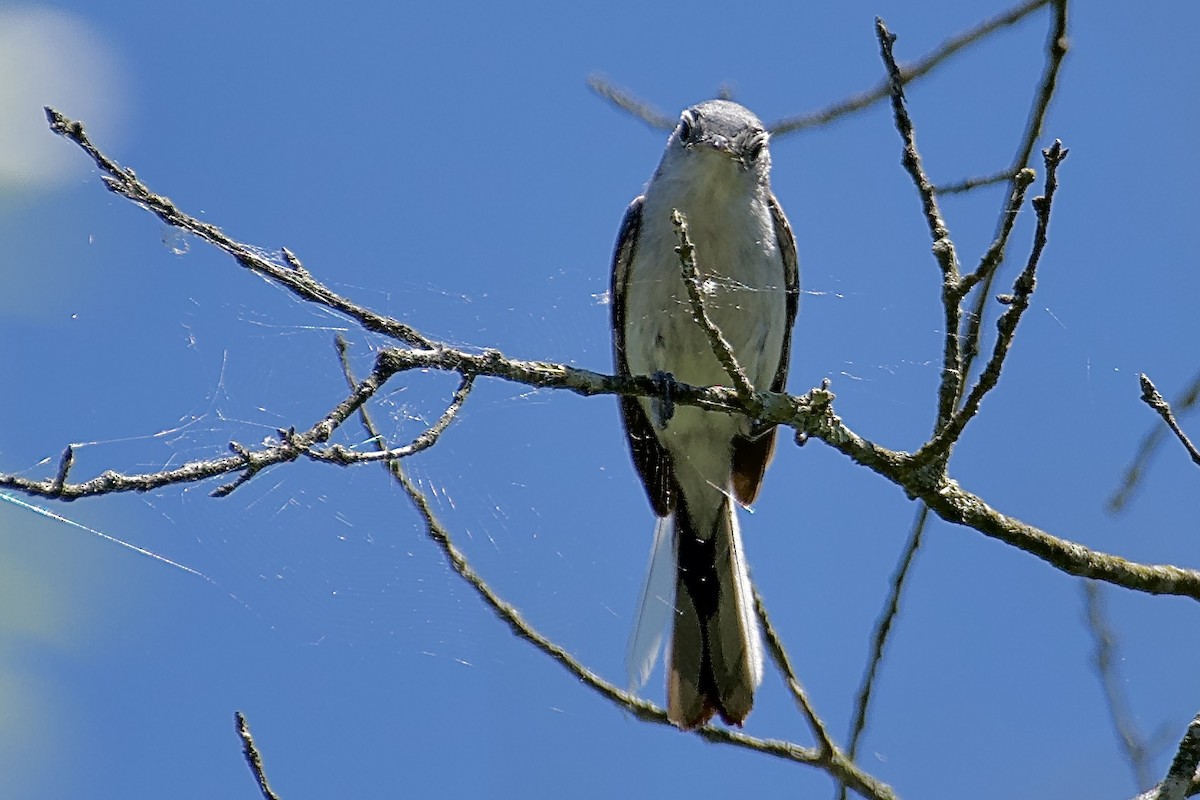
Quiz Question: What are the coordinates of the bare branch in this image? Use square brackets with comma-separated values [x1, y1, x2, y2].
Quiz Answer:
[1083, 582, 1155, 790]
[769, 0, 1054, 136]
[914, 141, 1067, 465]
[875, 18, 954, 251]
[1005, 0, 1070, 206]
[236, 712, 282, 800]
[585, 75, 676, 131]
[44, 108, 435, 351]
[839, 505, 929, 800]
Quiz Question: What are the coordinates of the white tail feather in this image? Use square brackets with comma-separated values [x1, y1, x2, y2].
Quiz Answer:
[625, 515, 677, 692]
[727, 503, 763, 689]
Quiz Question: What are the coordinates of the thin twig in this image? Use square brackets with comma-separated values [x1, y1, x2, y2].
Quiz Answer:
[1137, 374, 1200, 468]
[957, 0, 1068, 389]
[875, 18, 954, 250]
[310, 338, 474, 464]
[1110, 370, 1200, 512]
[753, 587, 837, 756]
[960, 168, 1037, 294]
[914, 141, 1067, 466]
[1083, 581, 1155, 790]
[769, 0, 1054, 137]
[751, 590, 888, 796]
[1, 357, 393, 500]
[934, 168, 1021, 196]
[838, 505, 929, 800]
[875, 16, 963, 434]
[235, 712, 282, 800]
[671, 209, 757, 403]
[585, 75, 676, 131]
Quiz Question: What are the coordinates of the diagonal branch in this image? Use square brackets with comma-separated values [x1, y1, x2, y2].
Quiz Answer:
[235, 712, 282, 800]
[753, 587, 837, 756]
[751, 589, 891, 795]
[44, 108, 435, 351]
[671, 209, 757, 403]
[1137, 374, 1200, 469]
[585, 75, 676, 131]
[769, 0, 1054, 136]
[875, 16, 963, 435]
[1111, 370, 1200, 512]
[1083, 581, 1156, 791]
[839, 505, 928, 800]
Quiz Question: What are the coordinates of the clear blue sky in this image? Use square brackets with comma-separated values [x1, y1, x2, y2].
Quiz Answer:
[1, 2, 1197, 797]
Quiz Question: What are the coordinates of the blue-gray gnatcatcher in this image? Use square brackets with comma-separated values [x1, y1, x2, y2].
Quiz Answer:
[611, 99, 799, 729]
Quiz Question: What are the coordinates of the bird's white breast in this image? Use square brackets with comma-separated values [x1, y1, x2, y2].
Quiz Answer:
[622, 165, 788, 492]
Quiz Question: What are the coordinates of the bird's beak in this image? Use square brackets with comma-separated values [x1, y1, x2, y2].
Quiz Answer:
[698, 134, 734, 155]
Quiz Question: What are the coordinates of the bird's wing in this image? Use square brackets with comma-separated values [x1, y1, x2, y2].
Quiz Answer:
[730, 192, 800, 506]
[611, 196, 677, 518]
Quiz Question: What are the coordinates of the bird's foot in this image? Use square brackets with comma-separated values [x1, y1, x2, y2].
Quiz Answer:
[747, 419, 776, 441]
[650, 370, 678, 428]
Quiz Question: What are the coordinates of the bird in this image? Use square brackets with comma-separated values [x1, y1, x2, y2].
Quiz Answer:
[610, 99, 799, 729]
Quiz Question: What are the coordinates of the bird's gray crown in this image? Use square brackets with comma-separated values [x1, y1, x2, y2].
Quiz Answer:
[670, 99, 769, 168]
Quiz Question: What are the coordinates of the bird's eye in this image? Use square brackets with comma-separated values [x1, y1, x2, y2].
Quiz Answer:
[746, 135, 765, 161]
[678, 113, 695, 143]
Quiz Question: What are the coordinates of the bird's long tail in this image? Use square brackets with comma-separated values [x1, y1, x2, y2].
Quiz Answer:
[668, 490, 762, 728]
